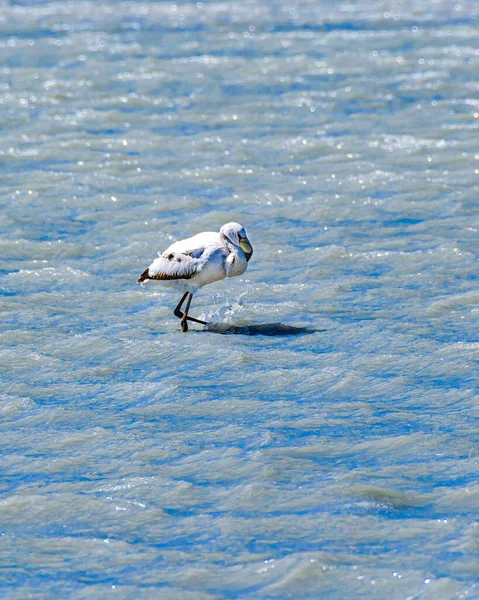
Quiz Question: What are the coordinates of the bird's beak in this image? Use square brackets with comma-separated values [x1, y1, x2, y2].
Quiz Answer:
[239, 236, 253, 261]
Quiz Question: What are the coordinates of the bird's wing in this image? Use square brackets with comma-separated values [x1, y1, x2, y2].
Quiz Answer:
[138, 232, 221, 283]
[163, 231, 219, 256]
[139, 252, 199, 281]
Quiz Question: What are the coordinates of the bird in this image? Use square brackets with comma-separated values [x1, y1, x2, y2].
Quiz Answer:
[138, 222, 253, 332]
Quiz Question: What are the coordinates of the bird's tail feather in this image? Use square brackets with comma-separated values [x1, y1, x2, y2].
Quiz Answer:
[137, 268, 150, 283]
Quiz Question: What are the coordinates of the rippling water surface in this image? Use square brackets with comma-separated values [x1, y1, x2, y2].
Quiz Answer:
[1, 1, 478, 598]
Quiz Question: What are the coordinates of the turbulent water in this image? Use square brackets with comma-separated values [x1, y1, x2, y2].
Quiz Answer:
[1, 1, 478, 598]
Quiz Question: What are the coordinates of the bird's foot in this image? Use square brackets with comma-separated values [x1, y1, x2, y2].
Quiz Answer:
[180, 319, 188, 332]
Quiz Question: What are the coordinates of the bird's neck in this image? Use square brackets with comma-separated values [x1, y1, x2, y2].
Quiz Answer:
[225, 244, 247, 277]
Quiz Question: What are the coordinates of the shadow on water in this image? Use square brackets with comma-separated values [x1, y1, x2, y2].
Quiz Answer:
[203, 322, 320, 336]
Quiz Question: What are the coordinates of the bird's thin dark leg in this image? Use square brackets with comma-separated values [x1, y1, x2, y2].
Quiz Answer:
[174, 292, 207, 328]
[185, 313, 208, 325]
[174, 292, 189, 319]
[180, 293, 193, 332]
[179, 292, 207, 331]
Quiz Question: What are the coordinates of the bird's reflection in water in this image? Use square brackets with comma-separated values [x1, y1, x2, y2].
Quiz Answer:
[204, 322, 319, 336]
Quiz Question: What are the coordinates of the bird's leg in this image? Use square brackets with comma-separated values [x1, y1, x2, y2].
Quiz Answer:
[179, 292, 207, 332]
[174, 292, 207, 328]
[180, 293, 193, 332]
[185, 314, 208, 325]
[174, 292, 189, 320]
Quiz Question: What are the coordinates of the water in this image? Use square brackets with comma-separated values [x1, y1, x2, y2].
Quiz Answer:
[1, 1, 478, 598]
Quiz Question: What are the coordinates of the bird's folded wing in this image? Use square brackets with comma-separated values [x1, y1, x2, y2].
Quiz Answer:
[162, 232, 218, 257]
[144, 250, 202, 281]
[138, 232, 222, 283]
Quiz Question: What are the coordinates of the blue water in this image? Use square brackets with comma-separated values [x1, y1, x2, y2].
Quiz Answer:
[1, 1, 478, 598]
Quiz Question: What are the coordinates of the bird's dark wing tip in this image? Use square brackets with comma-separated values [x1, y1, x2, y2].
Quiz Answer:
[137, 268, 150, 283]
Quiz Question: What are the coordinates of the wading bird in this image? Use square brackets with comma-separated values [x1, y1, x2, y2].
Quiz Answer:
[138, 222, 253, 332]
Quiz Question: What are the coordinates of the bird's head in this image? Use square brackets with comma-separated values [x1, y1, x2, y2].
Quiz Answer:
[220, 222, 253, 262]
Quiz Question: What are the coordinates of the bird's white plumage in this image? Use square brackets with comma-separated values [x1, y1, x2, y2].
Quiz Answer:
[138, 222, 253, 294]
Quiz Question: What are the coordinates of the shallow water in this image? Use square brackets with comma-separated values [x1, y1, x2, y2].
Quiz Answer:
[1, 1, 478, 598]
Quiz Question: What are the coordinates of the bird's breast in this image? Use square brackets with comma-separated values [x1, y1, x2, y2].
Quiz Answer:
[225, 251, 248, 278]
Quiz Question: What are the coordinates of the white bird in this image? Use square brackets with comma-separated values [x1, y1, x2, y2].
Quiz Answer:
[138, 222, 253, 332]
